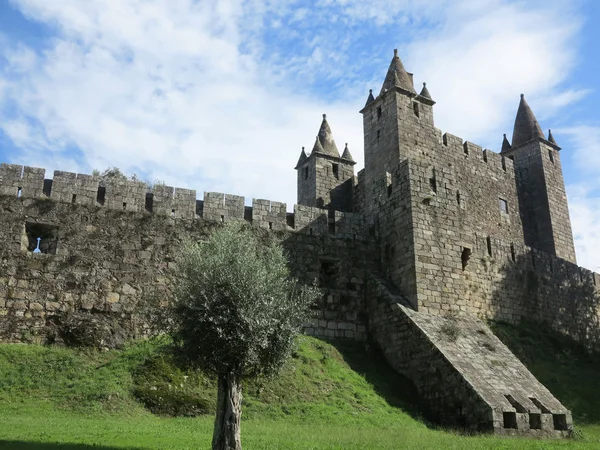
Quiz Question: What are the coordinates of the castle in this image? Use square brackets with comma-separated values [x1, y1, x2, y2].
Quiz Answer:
[1, 50, 599, 437]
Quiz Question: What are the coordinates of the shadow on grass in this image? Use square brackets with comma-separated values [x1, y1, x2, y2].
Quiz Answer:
[326, 339, 429, 424]
[490, 319, 600, 426]
[0, 442, 143, 450]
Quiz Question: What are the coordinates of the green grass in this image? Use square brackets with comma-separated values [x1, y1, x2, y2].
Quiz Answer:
[0, 329, 599, 449]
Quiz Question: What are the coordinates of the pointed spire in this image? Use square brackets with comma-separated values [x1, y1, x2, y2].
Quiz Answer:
[296, 146, 308, 166]
[501, 134, 512, 153]
[548, 129, 557, 145]
[380, 49, 416, 95]
[341, 143, 354, 162]
[512, 94, 545, 148]
[312, 135, 325, 154]
[316, 114, 340, 157]
[365, 89, 375, 107]
[419, 82, 432, 99]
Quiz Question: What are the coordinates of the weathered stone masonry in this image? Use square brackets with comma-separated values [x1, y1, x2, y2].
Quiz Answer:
[1, 50, 599, 436]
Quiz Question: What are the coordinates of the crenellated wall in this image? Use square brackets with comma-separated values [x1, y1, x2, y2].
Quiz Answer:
[0, 163, 373, 346]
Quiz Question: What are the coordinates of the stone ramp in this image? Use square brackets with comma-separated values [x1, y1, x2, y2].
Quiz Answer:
[367, 274, 572, 436]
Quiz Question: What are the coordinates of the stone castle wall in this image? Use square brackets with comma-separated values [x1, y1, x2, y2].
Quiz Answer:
[0, 163, 373, 346]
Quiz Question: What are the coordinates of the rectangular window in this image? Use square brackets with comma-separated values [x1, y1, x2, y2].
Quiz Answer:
[332, 164, 339, 180]
[303, 166, 309, 180]
[487, 237, 493, 257]
[413, 102, 420, 117]
[23, 223, 58, 255]
[549, 150, 555, 164]
[499, 198, 508, 214]
[429, 172, 437, 194]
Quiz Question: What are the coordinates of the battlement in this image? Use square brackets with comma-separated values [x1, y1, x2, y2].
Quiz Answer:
[439, 132, 515, 176]
[0, 163, 365, 240]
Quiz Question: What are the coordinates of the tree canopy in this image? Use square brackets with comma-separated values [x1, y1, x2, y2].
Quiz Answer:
[168, 222, 319, 449]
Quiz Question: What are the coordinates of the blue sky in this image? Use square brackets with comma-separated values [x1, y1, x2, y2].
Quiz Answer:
[0, 0, 599, 270]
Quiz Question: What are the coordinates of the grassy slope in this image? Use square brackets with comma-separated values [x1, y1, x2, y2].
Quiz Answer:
[0, 329, 598, 449]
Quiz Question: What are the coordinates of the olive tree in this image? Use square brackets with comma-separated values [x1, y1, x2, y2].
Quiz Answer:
[169, 223, 319, 450]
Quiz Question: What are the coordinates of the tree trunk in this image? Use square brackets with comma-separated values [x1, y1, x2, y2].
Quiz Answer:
[212, 371, 242, 450]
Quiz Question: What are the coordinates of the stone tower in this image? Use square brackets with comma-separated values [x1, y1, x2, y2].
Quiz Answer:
[359, 49, 435, 219]
[295, 114, 355, 211]
[501, 95, 576, 263]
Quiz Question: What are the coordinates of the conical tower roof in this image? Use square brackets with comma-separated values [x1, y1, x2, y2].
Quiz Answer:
[419, 82, 432, 99]
[365, 89, 375, 107]
[316, 114, 340, 157]
[501, 134, 512, 153]
[380, 49, 416, 95]
[511, 94, 544, 148]
[548, 129, 557, 145]
[341, 143, 354, 162]
[296, 147, 308, 167]
[311, 135, 325, 154]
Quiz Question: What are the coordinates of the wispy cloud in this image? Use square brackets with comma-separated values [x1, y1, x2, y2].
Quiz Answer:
[0, 0, 596, 270]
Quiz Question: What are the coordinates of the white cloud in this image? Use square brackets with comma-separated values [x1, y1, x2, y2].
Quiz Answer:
[0, 0, 591, 233]
[558, 125, 600, 270]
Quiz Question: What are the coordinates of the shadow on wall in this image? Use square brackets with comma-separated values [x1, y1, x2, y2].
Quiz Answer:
[491, 250, 600, 348]
[0, 442, 142, 450]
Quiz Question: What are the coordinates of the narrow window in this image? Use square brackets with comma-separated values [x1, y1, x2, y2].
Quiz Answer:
[220, 215, 225, 223]
[332, 164, 339, 180]
[71, 194, 77, 204]
[413, 102, 420, 117]
[377, 106, 382, 119]
[17, 187, 22, 198]
[171, 209, 176, 217]
[97, 187, 106, 205]
[499, 198, 508, 214]
[429, 170, 437, 194]
[461, 247, 472, 271]
[510, 244, 516, 262]
[548, 150, 555, 164]
[268, 222, 273, 230]
[303, 166, 308, 180]
[531, 253, 536, 269]
[376, 129, 381, 141]
[145, 193, 153, 212]
[387, 184, 393, 198]
[501, 157, 507, 172]
[463, 143, 469, 155]
[122, 202, 127, 210]
[486, 237, 493, 257]
[456, 191, 461, 206]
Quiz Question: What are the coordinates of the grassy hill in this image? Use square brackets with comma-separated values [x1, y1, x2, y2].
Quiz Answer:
[0, 324, 598, 449]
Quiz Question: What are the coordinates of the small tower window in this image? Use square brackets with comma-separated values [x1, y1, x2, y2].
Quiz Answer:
[461, 247, 471, 271]
[377, 106, 382, 119]
[376, 129, 381, 141]
[499, 198, 508, 214]
[487, 237, 493, 257]
[303, 166, 309, 180]
[413, 102, 420, 117]
[429, 170, 437, 194]
[332, 163, 339, 180]
[456, 191, 461, 206]
[548, 150, 555, 164]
